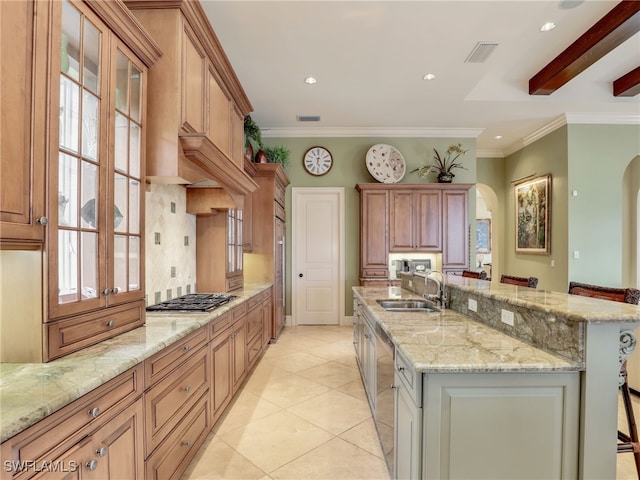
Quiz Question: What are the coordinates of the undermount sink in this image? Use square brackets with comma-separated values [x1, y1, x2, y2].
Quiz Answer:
[376, 299, 439, 312]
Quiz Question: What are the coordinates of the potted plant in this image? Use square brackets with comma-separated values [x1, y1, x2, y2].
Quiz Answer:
[264, 145, 290, 170]
[410, 143, 468, 183]
[243, 115, 263, 162]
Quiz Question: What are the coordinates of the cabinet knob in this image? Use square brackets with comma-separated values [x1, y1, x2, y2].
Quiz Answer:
[183, 345, 190, 352]
[88, 407, 100, 418]
[182, 440, 192, 447]
[396, 365, 405, 372]
[86, 460, 98, 471]
[96, 447, 108, 457]
[183, 386, 191, 393]
[112, 287, 120, 294]
[102, 288, 112, 295]
[106, 320, 115, 328]
[298, 273, 303, 277]
[36, 216, 48, 225]
[390, 384, 397, 390]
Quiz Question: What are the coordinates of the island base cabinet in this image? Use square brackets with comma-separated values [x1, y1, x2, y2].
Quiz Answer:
[394, 373, 422, 480]
[421, 373, 580, 480]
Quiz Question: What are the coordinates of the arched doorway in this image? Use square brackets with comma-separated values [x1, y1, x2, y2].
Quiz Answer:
[622, 155, 640, 288]
[476, 183, 499, 281]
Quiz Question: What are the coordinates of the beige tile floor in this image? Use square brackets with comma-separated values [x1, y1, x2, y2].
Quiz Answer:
[182, 325, 390, 480]
[182, 324, 640, 480]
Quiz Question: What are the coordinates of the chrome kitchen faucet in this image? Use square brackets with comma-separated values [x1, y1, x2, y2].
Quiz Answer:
[424, 270, 447, 309]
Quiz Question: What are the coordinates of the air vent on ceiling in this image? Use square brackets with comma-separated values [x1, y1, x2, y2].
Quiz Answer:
[465, 42, 499, 63]
[297, 115, 321, 122]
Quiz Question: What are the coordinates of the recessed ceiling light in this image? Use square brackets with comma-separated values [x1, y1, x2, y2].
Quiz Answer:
[304, 76, 317, 85]
[494, 135, 503, 140]
[423, 73, 436, 81]
[540, 22, 557, 32]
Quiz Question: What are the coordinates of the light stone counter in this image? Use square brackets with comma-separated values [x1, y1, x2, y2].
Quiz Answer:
[0, 283, 272, 443]
[352, 286, 578, 373]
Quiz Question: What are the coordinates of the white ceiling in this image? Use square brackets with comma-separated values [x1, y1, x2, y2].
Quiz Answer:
[200, 1, 640, 157]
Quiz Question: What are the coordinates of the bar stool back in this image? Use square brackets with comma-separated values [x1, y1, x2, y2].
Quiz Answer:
[500, 274, 538, 288]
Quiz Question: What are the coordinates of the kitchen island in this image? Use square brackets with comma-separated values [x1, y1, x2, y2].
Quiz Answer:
[354, 274, 640, 480]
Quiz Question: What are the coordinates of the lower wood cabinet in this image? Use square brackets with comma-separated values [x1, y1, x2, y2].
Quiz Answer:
[0, 290, 272, 480]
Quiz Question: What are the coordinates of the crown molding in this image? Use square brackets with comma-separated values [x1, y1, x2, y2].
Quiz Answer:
[261, 127, 484, 139]
[476, 149, 505, 158]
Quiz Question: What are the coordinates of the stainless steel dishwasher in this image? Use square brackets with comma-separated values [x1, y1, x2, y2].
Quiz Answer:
[375, 323, 395, 475]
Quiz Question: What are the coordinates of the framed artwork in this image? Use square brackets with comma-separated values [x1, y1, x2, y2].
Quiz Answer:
[476, 219, 491, 254]
[515, 174, 551, 254]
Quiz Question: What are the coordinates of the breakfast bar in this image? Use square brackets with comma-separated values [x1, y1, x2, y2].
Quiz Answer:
[353, 273, 640, 480]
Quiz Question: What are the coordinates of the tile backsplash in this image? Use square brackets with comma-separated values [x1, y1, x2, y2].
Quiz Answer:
[145, 184, 196, 305]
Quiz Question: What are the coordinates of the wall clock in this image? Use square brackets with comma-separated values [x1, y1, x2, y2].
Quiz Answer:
[303, 146, 333, 176]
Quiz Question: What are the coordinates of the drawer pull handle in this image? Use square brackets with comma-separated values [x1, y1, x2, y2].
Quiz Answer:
[183, 345, 190, 352]
[88, 407, 100, 418]
[86, 460, 98, 471]
[183, 440, 192, 447]
[106, 320, 115, 328]
[183, 386, 191, 393]
[96, 447, 108, 457]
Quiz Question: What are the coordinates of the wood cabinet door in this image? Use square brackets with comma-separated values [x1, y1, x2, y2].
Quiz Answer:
[206, 65, 231, 156]
[211, 329, 233, 424]
[181, 23, 205, 134]
[0, 0, 47, 243]
[230, 105, 245, 168]
[360, 190, 389, 277]
[415, 190, 442, 251]
[231, 320, 247, 392]
[90, 399, 144, 480]
[389, 191, 414, 251]
[442, 189, 469, 270]
[273, 217, 286, 339]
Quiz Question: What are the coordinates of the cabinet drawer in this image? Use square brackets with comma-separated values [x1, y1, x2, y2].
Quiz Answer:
[395, 349, 422, 407]
[230, 303, 247, 324]
[46, 301, 144, 361]
[145, 346, 209, 456]
[247, 331, 262, 368]
[274, 201, 286, 222]
[246, 307, 262, 343]
[226, 273, 243, 292]
[145, 327, 208, 386]
[145, 392, 210, 480]
[4, 365, 142, 480]
[361, 269, 388, 278]
[209, 311, 231, 338]
[246, 293, 263, 312]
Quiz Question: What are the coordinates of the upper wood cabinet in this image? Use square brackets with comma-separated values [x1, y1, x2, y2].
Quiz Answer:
[124, 0, 257, 195]
[357, 183, 471, 279]
[389, 190, 442, 252]
[0, 0, 48, 244]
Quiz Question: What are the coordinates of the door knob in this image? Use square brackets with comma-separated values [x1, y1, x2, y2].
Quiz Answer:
[299, 273, 303, 277]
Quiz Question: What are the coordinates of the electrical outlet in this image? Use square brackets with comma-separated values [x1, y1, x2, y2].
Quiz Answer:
[409, 280, 413, 288]
[468, 298, 477, 312]
[501, 309, 515, 326]
[573, 250, 580, 259]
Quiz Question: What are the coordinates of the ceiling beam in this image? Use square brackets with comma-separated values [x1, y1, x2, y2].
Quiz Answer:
[529, 1, 640, 95]
[614, 66, 640, 96]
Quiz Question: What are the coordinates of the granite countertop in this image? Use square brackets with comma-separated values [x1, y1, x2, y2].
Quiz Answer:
[0, 284, 272, 443]
[353, 286, 580, 374]
[443, 275, 640, 324]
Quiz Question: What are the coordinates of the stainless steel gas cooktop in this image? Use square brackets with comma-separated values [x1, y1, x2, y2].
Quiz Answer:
[146, 293, 236, 312]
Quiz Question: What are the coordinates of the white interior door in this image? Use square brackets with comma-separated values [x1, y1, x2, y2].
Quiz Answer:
[292, 188, 344, 325]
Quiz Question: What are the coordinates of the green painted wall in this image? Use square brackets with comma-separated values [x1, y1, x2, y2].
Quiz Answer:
[503, 127, 569, 292]
[261, 137, 477, 317]
[567, 124, 640, 287]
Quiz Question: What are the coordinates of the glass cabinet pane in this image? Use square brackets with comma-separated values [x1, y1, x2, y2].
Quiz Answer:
[113, 235, 127, 293]
[130, 66, 142, 122]
[129, 122, 140, 178]
[83, 20, 100, 93]
[80, 161, 98, 229]
[129, 237, 140, 291]
[61, 0, 80, 81]
[58, 230, 78, 303]
[82, 90, 99, 160]
[81, 231, 98, 298]
[59, 77, 79, 153]
[58, 153, 78, 227]
[115, 51, 128, 112]
[114, 112, 128, 173]
[129, 179, 140, 234]
[114, 173, 127, 233]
